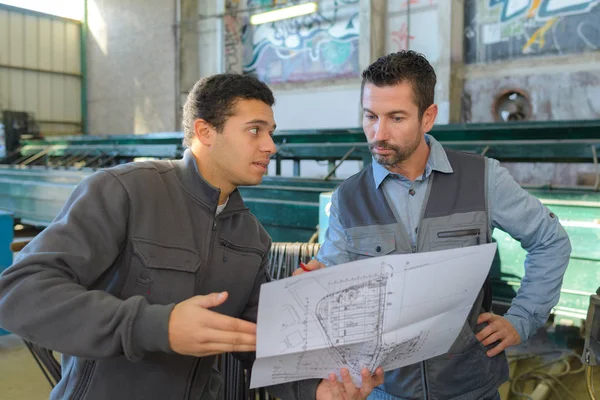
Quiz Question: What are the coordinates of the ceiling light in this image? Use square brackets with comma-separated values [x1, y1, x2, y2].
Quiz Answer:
[250, 2, 317, 25]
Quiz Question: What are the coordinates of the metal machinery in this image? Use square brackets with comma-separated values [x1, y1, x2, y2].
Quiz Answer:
[1, 120, 600, 397]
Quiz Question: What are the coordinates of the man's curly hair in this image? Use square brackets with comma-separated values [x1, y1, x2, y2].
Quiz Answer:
[182, 74, 275, 147]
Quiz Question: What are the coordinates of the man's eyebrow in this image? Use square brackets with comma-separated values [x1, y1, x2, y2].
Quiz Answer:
[363, 108, 409, 116]
[244, 119, 276, 130]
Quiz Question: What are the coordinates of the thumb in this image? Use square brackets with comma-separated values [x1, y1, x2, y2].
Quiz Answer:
[194, 291, 228, 309]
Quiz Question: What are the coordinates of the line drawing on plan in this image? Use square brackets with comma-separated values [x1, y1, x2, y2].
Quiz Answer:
[272, 261, 426, 379]
[252, 244, 498, 388]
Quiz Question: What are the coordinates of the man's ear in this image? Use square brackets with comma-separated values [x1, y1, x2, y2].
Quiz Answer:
[194, 119, 215, 146]
[421, 104, 438, 133]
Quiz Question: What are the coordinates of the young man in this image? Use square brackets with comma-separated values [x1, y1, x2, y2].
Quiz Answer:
[0, 74, 382, 400]
[295, 52, 571, 399]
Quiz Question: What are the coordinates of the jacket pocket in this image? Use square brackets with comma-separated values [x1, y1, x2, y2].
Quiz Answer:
[121, 238, 202, 304]
[425, 320, 501, 398]
[200, 238, 264, 317]
[346, 232, 396, 260]
[429, 226, 481, 252]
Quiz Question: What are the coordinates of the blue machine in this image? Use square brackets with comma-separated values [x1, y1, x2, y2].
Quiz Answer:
[318, 192, 333, 245]
[0, 210, 13, 335]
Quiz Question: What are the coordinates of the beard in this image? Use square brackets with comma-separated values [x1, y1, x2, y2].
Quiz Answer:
[369, 135, 421, 167]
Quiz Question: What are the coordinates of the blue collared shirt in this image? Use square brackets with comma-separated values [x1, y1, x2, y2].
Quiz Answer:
[318, 134, 571, 342]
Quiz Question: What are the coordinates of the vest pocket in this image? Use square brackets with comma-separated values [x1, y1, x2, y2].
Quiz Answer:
[121, 238, 202, 304]
[346, 232, 396, 259]
[430, 226, 481, 251]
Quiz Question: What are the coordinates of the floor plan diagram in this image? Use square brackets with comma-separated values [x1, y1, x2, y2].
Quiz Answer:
[250, 243, 497, 388]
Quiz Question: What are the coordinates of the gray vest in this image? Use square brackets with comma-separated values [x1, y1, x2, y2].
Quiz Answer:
[336, 150, 509, 400]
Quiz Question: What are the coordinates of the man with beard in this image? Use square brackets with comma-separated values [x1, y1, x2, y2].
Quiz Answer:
[294, 51, 571, 399]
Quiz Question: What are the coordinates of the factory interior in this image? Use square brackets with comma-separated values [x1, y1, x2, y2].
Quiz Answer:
[0, 0, 599, 399]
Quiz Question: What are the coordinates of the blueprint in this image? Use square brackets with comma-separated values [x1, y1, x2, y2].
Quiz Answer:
[250, 243, 497, 389]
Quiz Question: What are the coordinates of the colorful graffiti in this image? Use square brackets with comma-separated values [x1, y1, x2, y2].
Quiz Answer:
[400, 0, 435, 7]
[242, 0, 360, 84]
[465, 0, 600, 63]
[390, 23, 415, 51]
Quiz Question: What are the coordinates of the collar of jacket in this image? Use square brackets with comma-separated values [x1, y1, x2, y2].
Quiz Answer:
[173, 149, 248, 214]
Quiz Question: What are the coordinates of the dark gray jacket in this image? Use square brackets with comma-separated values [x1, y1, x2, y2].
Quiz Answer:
[0, 150, 319, 399]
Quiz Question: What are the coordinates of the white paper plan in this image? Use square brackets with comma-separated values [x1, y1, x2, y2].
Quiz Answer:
[250, 243, 497, 389]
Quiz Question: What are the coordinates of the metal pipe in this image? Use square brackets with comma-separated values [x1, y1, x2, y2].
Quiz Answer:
[174, 0, 182, 131]
[587, 366, 597, 400]
[0, 64, 82, 78]
[406, 0, 411, 50]
[592, 145, 599, 190]
[324, 146, 356, 180]
[80, 0, 89, 134]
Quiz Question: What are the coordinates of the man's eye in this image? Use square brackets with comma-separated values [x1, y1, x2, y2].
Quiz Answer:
[249, 127, 258, 134]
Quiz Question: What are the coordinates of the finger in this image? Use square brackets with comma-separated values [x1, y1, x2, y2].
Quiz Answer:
[359, 368, 375, 398]
[193, 292, 229, 308]
[329, 373, 342, 399]
[306, 259, 325, 270]
[194, 342, 256, 357]
[486, 339, 508, 357]
[202, 328, 256, 347]
[374, 367, 385, 386]
[475, 324, 495, 342]
[292, 268, 305, 276]
[340, 368, 358, 398]
[481, 332, 502, 347]
[477, 312, 493, 325]
[205, 312, 257, 335]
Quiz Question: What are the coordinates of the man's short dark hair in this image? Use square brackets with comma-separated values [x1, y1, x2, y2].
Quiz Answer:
[361, 50, 436, 119]
[182, 73, 275, 147]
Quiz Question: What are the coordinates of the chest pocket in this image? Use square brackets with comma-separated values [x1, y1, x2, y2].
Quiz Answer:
[346, 232, 396, 261]
[201, 238, 264, 318]
[121, 238, 201, 304]
[429, 226, 482, 252]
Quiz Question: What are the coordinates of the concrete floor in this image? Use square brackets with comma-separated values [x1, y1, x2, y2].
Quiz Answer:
[0, 331, 598, 399]
[0, 334, 51, 400]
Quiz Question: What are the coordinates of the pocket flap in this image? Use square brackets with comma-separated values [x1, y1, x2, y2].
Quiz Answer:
[132, 238, 201, 273]
[347, 232, 396, 256]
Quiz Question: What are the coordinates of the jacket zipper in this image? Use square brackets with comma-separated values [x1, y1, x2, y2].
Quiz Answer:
[437, 228, 481, 244]
[422, 361, 428, 399]
[187, 216, 219, 399]
[416, 174, 435, 397]
[72, 360, 96, 400]
[186, 207, 252, 398]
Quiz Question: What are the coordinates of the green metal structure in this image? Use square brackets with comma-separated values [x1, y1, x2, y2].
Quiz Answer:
[1, 120, 599, 323]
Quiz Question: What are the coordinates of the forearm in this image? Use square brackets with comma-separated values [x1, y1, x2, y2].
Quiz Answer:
[504, 223, 571, 340]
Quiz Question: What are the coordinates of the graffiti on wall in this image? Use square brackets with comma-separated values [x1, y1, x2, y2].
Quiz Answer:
[465, 0, 600, 63]
[224, 0, 245, 73]
[242, 0, 360, 84]
[399, 0, 435, 7]
[390, 23, 415, 50]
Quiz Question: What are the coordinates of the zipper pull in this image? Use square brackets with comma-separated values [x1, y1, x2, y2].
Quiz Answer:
[222, 241, 228, 262]
[212, 219, 217, 231]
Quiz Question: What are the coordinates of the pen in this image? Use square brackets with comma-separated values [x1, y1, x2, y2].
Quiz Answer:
[299, 262, 310, 272]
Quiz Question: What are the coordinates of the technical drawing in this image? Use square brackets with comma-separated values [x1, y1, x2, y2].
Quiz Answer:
[250, 244, 498, 389]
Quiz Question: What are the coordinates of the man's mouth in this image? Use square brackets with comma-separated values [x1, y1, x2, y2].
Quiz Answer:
[253, 161, 269, 169]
